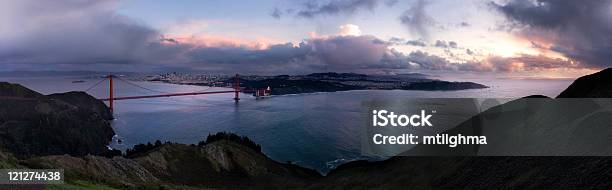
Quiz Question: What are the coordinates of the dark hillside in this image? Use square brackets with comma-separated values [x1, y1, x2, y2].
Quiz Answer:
[558, 68, 612, 98]
[0, 82, 114, 157]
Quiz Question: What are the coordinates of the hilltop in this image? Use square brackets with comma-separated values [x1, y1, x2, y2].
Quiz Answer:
[16, 136, 321, 189]
[557, 68, 612, 98]
[0, 82, 115, 158]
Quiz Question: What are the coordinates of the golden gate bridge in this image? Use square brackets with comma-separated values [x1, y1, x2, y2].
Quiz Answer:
[83, 74, 269, 113]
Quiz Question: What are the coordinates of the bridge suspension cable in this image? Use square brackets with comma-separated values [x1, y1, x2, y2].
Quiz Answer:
[116, 77, 217, 107]
[84, 78, 107, 92]
[94, 74, 241, 113]
[114, 76, 172, 94]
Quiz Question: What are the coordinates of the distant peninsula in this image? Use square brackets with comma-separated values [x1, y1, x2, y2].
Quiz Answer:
[144, 72, 488, 95]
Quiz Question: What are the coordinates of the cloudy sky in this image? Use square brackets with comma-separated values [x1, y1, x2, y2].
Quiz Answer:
[1, 0, 610, 78]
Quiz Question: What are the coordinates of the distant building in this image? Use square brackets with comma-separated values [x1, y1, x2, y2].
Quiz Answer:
[254, 87, 271, 98]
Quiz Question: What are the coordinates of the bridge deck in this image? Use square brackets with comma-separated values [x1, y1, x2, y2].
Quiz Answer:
[99, 90, 239, 101]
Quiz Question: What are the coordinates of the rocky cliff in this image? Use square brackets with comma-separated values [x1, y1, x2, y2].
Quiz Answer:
[0, 82, 114, 157]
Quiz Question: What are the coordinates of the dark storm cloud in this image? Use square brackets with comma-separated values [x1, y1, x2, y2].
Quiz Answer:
[405, 51, 454, 70]
[399, 0, 432, 39]
[185, 35, 401, 74]
[434, 40, 448, 48]
[432, 40, 458, 49]
[297, 0, 377, 18]
[184, 34, 578, 74]
[466, 49, 474, 55]
[481, 54, 577, 72]
[491, 0, 612, 68]
[388, 37, 405, 44]
[400, 50, 576, 72]
[0, 0, 182, 68]
[406, 40, 427, 47]
[291, 0, 394, 18]
[185, 43, 311, 74]
[309, 35, 396, 70]
[387, 37, 426, 47]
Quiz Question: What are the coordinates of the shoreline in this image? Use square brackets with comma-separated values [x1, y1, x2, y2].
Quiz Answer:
[152, 80, 489, 96]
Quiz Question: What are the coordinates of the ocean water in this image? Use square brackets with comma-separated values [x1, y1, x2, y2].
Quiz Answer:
[0, 76, 573, 173]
